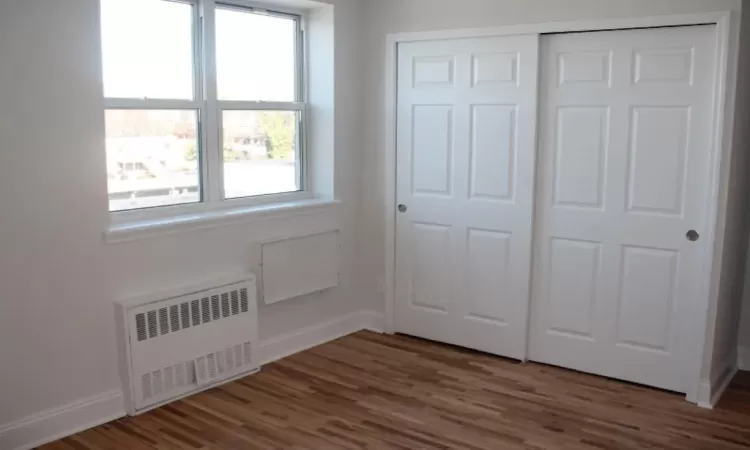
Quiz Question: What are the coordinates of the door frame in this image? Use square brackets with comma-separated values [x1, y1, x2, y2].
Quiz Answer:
[383, 10, 739, 405]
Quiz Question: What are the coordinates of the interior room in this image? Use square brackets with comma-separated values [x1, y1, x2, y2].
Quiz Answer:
[2, 0, 750, 449]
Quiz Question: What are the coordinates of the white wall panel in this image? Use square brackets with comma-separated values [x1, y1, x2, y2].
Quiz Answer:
[262, 232, 341, 305]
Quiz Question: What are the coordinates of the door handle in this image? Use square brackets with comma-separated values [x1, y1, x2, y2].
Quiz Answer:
[398, 204, 408, 213]
[686, 230, 700, 242]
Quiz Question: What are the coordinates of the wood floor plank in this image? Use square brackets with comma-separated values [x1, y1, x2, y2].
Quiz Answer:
[38, 332, 750, 449]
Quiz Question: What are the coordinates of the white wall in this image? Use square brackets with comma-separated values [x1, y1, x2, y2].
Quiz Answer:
[733, 4, 750, 371]
[0, 0, 115, 425]
[356, 0, 744, 387]
[700, 0, 750, 394]
[0, 0, 365, 444]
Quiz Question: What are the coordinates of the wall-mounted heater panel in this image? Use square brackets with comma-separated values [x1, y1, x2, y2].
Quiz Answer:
[115, 275, 259, 415]
[261, 231, 340, 305]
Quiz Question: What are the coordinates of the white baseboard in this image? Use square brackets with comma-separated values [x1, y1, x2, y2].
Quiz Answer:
[259, 310, 385, 365]
[738, 346, 750, 371]
[0, 310, 385, 450]
[696, 350, 739, 409]
[0, 390, 125, 450]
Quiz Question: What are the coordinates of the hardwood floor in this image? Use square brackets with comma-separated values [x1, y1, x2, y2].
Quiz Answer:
[40, 332, 750, 450]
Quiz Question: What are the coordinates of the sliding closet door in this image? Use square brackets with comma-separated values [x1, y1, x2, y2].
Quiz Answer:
[394, 35, 539, 359]
[530, 26, 716, 392]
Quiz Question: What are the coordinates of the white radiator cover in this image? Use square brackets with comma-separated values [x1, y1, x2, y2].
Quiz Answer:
[115, 275, 259, 415]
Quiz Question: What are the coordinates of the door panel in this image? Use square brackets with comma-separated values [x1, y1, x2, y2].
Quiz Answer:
[530, 25, 716, 393]
[466, 228, 512, 325]
[469, 105, 516, 201]
[396, 35, 539, 359]
[554, 107, 609, 208]
[410, 223, 452, 314]
[412, 106, 454, 196]
[547, 238, 601, 339]
[627, 107, 689, 215]
[617, 246, 678, 352]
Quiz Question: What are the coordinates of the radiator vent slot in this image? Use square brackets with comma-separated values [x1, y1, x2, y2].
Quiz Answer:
[201, 297, 210, 324]
[141, 373, 152, 399]
[133, 288, 251, 342]
[147, 311, 157, 339]
[181, 303, 190, 329]
[221, 293, 230, 318]
[159, 308, 169, 335]
[241, 289, 249, 312]
[191, 299, 200, 326]
[211, 295, 220, 320]
[170, 305, 180, 333]
[231, 290, 239, 315]
[135, 313, 147, 341]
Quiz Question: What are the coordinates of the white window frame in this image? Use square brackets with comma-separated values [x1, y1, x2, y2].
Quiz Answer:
[105, 0, 309, 224]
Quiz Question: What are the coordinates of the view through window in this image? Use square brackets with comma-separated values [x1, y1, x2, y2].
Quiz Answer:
[101, 0, 303, 212]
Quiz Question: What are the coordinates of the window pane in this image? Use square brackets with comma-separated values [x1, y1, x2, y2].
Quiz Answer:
[106, 110, 201, 212]
[101, 0, 194, 99]
[216, 8, 297, 101]
[222, 111, 300, 199]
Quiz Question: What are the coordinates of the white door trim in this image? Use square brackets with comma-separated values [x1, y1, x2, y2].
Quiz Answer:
[383, 10, 739, 404]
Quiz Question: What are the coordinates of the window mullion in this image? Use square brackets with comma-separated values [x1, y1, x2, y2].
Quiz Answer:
[104, 99, 201, 109]
[199, 0, 222, 205]
[217, 101, 306, 111]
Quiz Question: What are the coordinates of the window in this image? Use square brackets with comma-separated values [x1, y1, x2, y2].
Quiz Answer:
[101, 0, 305, 213]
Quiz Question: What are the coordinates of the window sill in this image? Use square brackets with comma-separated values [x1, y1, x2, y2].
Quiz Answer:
[104, 198, 340, 244]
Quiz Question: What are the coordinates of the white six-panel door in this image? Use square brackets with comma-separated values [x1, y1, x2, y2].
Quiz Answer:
[395, 35, 539, 359]
[530, 26, 716, 392]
